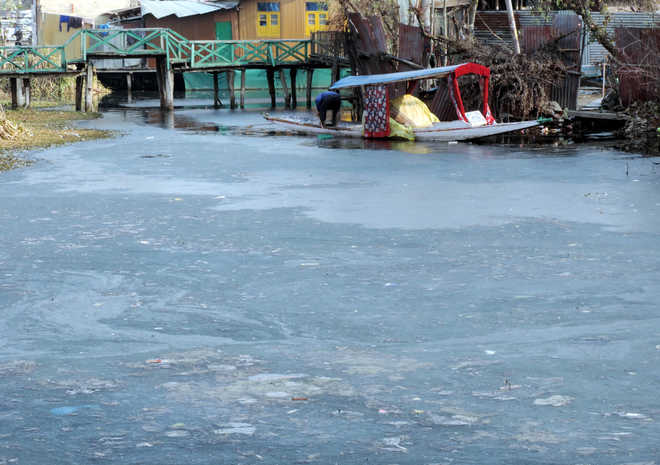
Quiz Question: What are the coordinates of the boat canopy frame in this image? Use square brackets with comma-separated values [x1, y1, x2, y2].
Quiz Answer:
[330, 62, 494, 126]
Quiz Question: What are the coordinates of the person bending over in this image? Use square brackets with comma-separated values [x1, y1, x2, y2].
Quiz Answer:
[315, 91, 341, 127]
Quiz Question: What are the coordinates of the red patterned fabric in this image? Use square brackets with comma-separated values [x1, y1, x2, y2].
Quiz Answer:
[363, 85, 390, 138]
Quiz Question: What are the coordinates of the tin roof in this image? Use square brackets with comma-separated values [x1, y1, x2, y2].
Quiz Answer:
[140, 0, 237, 19]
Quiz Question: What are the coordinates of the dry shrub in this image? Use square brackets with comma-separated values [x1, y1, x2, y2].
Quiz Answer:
[444, 40, 567, 119]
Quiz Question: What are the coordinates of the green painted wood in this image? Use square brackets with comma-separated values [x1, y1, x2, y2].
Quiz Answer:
[0, 28, 313, 75]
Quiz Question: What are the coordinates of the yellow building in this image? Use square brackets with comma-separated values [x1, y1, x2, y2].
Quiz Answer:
[237, 0, 330, 39]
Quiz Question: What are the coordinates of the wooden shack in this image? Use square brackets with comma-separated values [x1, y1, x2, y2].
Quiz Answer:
[236, 0, 330, 39]
[141, 0, 240, 40]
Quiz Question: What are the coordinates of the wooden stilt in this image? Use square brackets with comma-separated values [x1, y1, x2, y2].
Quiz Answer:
[228, 69, 236, 109]
[289, 68, 297, 109]
[75, 75, 84, 111]
[10, 77, 18, 110]
[85, 64, 94, 112]
[266, 68, 276, 108]
[156, 56, 174, 111]
[22, 78, 31, 108]
[279, 69, 290, 109]
[306, 67, 314, 109]
[213, 72, 221, 108]
[240, 69, 246, 109]
[126, 72, 133, 104]
[331, 61, 340, 85]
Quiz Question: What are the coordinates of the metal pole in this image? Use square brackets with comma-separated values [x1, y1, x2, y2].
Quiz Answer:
[504, 0, 521, 55]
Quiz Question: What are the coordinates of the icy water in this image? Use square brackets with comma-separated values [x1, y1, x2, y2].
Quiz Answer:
[1, 104, 660, 464]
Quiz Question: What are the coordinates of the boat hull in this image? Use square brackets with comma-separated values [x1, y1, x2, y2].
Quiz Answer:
[264, 115, 539, 142]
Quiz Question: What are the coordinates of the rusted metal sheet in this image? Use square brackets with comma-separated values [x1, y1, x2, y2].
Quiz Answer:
[398, 24, 430, 70]
[617, 27, 660, 105]
[550, 13, 582, 110]
[521, 25, 552, 53]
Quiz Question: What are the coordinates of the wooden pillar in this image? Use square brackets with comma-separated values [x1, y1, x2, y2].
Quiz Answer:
[306, 68, 314, 109]
[213, 72, 221, 108]
[266, 67, 276, 108]
[279, 69, 290, 109]
[22, 78, 31, 108]
[126, 72, 133, 104]
[75, 75, 84, 111]
[156, 56, 174, 111]
[85, 64, 94, 112]
[240, 69, 246, 109]
[228, 69, 236, 109]
[289, 68, 297, 109]
[10, 77, 19, 110]
[331, 62, 340, 85]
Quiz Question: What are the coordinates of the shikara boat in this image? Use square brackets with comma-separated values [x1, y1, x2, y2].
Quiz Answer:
[264, 63, 539, 142]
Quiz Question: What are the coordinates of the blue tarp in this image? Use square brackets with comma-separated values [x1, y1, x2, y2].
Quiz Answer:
[329, 64, 464, 90]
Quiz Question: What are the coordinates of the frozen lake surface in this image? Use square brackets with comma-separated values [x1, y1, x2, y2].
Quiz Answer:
[1, 106, 660, 464]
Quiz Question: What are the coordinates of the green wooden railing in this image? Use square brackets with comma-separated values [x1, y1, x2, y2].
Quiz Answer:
[189, 39, 309, 68]
[0, 28, 313, 75]
[0, 45, 66, 73]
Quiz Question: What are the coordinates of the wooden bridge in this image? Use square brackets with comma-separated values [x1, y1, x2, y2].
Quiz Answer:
[0, 28, 348, 111]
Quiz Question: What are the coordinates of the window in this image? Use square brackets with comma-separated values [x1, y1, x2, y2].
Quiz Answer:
[257, 2, 280, 37]
[305, 2, 329, 36]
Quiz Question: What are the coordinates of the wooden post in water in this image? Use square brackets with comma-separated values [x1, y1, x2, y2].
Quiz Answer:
[75, 75, 84, 111]
[279, 69, 290, 109]
[156, 56, 174, 111]
[213, 72, 221, 108]
[331, 61, 341, 85]
[306, 68, 314, 109]
[289, 68, 297, 109]
[22, 78, 31, 108]
[85, 64, 94, 112]
[228, 69, 236, 109]
[266, 68, 276, 108]
[126, 72, 133, 104]
[10, 77, 19, 110]
[240, 69, 246, 109]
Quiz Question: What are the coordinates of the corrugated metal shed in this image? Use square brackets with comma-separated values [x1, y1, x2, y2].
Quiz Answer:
[475, 10, 660, 69]
[140, 0, 236, 19]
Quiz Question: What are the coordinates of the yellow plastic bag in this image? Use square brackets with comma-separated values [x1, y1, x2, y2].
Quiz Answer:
[390, 94, 440, 128]
[388, 117, 415, 141]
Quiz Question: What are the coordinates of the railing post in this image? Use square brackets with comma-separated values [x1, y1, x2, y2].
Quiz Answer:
[191, 42, 195, 68]
[23, 49, 28, 72]
[82, 31, 87, 62]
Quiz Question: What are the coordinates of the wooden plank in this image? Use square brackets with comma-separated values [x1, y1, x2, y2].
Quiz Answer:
[568, 110, 627, 121]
